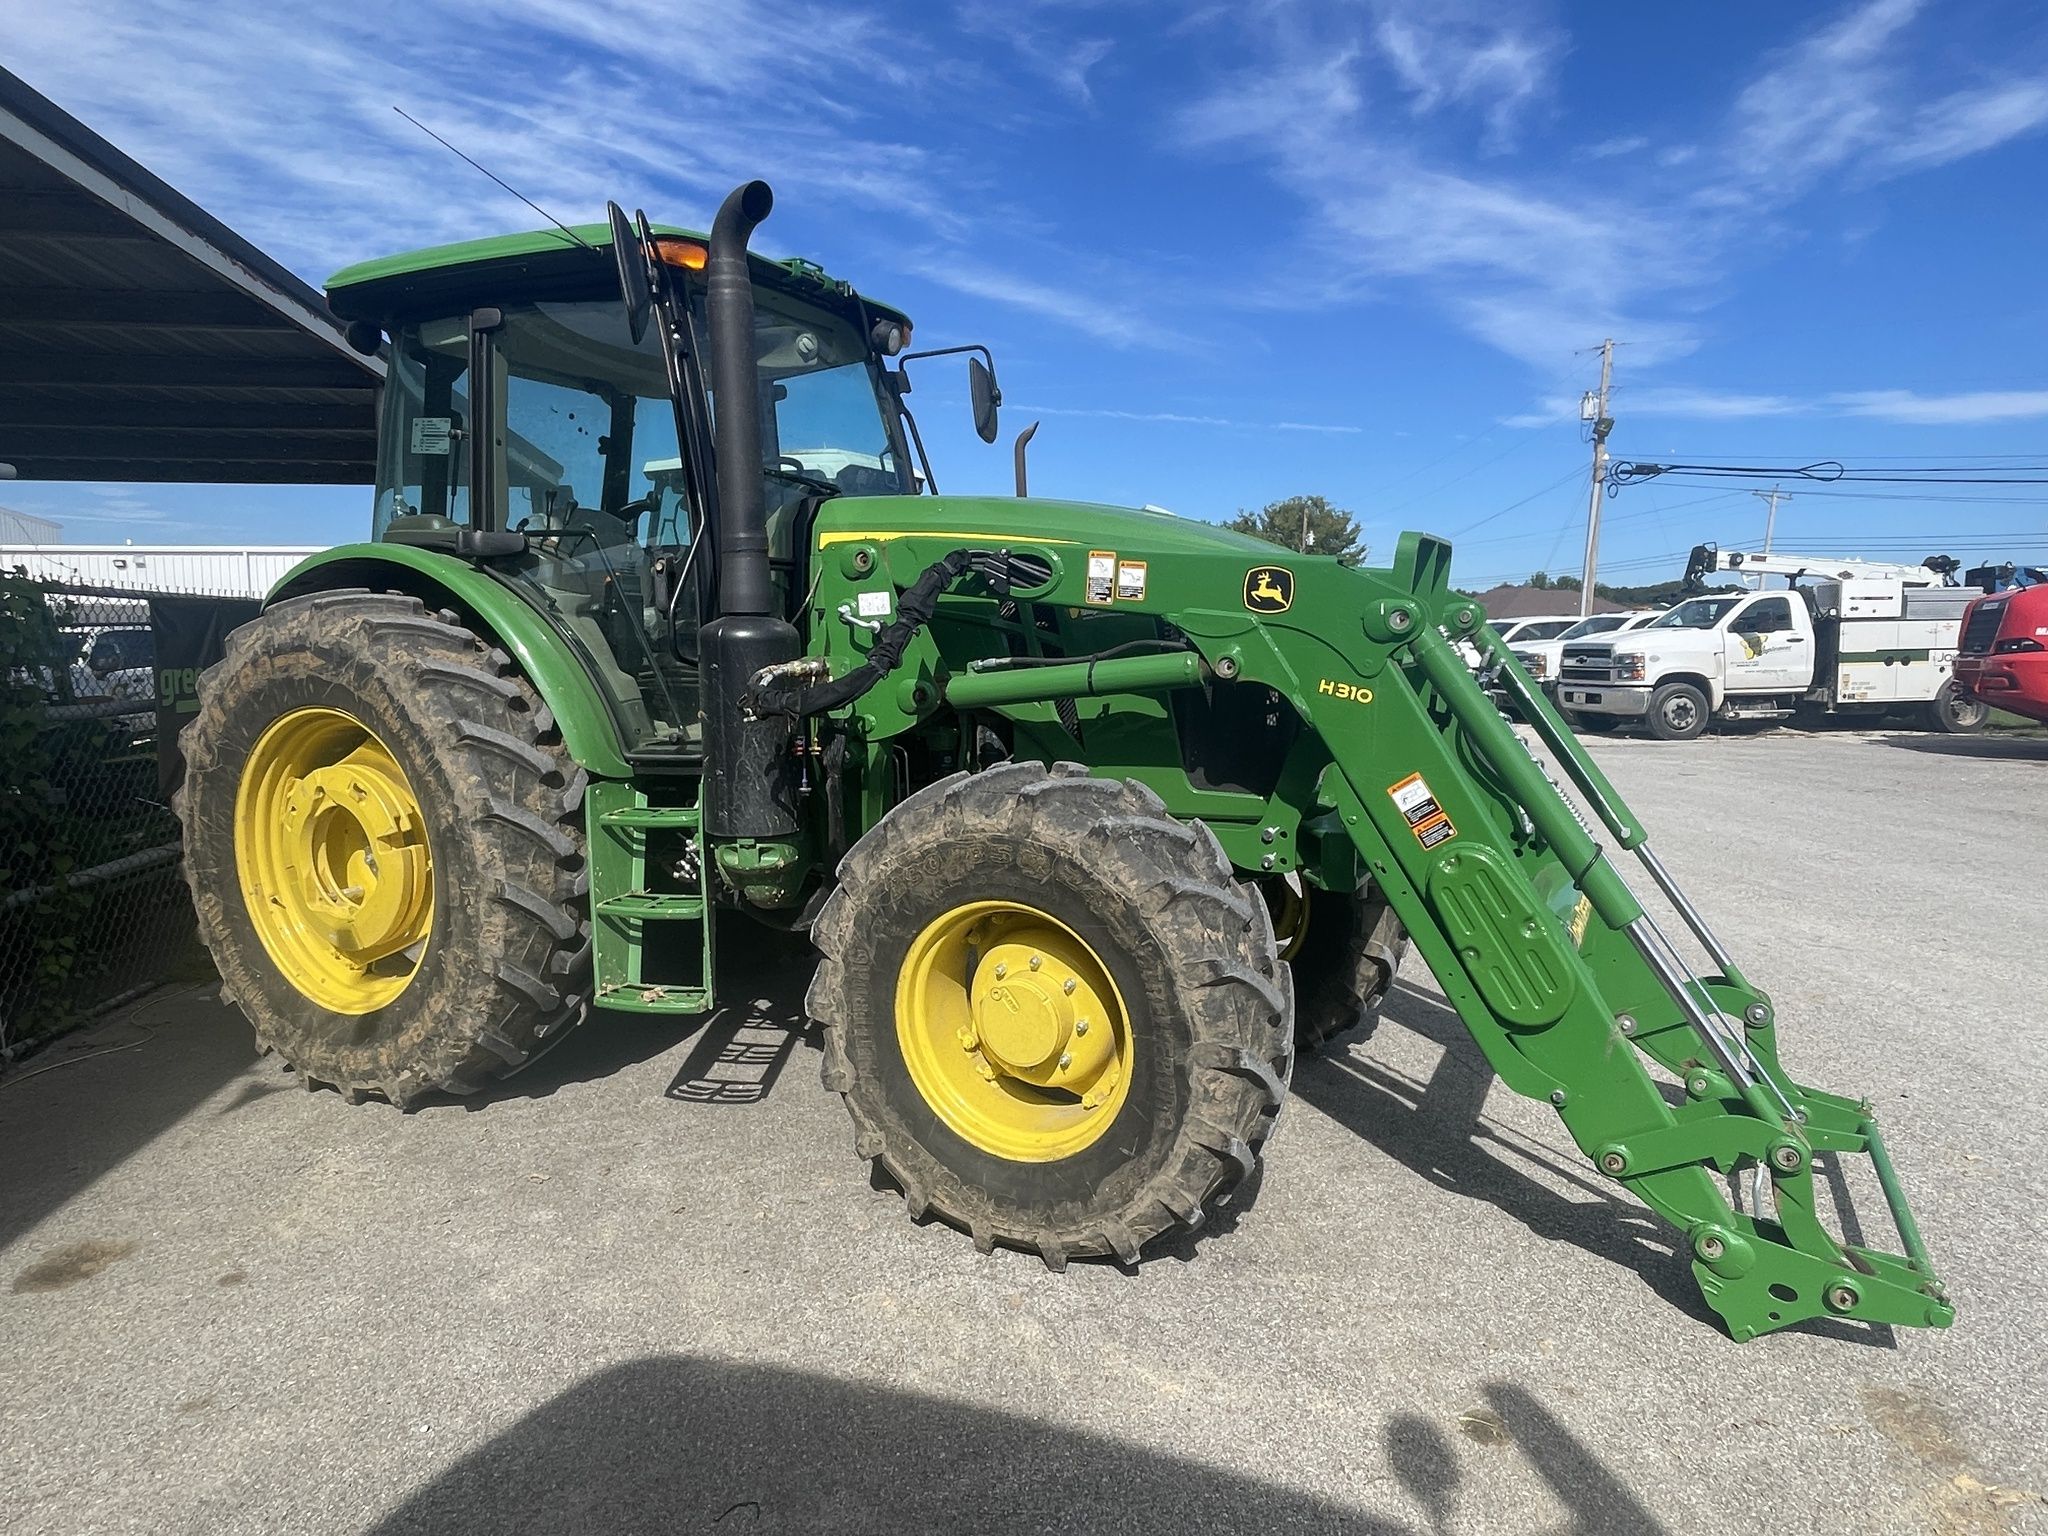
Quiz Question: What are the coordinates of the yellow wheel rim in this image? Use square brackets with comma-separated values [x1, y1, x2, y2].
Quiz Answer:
[233, 706, 434, 1015]
[896, 900, 1133, 1162]
[1269, 875, 1311, 963]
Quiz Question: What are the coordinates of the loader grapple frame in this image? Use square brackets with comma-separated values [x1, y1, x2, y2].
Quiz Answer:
[1315, 535, 1951, 1340]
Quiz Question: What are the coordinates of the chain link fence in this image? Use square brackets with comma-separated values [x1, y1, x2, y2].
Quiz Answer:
[1, 575, 255, 1064]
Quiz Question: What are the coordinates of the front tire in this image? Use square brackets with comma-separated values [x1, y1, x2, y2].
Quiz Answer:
[809, 762, 1291, 1268]
[1646, 681, 1709, 742]
[177, 592, 592, 1106]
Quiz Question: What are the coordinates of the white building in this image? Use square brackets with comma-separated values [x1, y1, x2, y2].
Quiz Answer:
[0, 506, 62, 544]
[0, 542, 322, 597]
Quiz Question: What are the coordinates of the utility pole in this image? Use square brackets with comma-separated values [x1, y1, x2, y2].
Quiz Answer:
[1299, 500, 1314, 553]
[1577, 339, 1615, 617]
[1750, 485, 1789, 560]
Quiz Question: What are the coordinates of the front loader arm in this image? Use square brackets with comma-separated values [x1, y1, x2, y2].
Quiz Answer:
[1251, 536, 1951, 1341]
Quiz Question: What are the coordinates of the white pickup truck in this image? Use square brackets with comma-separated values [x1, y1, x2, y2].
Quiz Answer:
[1508, 609, 1660, 689]
[1554, 545, 1984, 740]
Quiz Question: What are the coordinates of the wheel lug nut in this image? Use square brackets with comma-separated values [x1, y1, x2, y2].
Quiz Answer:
[1062, 978, 1077, 995]
[1057, 1052, 1072, 1071]
[993, 962, 1007, 979]
[1028, 954, 1042, 971]
[1074, 1019, 1089, 1036]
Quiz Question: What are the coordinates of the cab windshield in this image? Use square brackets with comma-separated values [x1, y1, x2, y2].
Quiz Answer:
[1560, 613, 1628, 640]
[373, 285, 911, 757]
[1648, 596, 1741, 630]
[696, 283, 913, 570]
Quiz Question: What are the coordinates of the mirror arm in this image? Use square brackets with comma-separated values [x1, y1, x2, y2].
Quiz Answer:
[891, 370, 940, 495]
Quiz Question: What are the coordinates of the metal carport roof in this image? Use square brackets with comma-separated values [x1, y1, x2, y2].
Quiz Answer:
[0, 65, 380, 484]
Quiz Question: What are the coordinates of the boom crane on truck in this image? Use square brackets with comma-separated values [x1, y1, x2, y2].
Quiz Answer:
[174, 182, 1952, 1342]
[1557, 542, 1984, 738]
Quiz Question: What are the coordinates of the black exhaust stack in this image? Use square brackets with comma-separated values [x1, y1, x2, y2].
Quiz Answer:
[700, 180, 801, 843]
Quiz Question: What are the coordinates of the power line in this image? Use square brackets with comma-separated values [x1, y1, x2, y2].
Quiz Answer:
[1378, 428, 1565, 518]
[1445, 464, 1589, 537]
[1775, 488, 2048, 505]
[1453, 490, 1748, 550]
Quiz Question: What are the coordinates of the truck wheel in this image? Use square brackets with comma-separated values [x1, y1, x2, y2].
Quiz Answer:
[810, 761, 1291, 1269]
[1267, 877, 1407, 1052]
[1561, 709, 1618, 735]
[1924, 681, 1987, 734]
[1645, 682, 1708, 742]
[177, 592, 592, 1106]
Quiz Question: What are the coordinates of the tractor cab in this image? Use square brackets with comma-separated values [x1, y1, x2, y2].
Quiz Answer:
[326, 222, 920, 758]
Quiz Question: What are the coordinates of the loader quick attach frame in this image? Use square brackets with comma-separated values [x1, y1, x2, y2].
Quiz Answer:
[1167, 533, 1948, 1342]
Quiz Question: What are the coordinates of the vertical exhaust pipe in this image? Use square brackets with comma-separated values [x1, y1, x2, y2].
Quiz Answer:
[700, 179, 802, 849]
[708, 179, 776, 616]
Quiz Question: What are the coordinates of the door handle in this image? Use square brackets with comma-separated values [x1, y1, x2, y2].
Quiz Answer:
[1785, 637, 1806, 644]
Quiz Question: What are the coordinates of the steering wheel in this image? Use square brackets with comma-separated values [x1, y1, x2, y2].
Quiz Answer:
[769, 458, 838, 497]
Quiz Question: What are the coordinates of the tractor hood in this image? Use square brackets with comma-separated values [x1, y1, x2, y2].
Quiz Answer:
[814, 495, 1290, 563]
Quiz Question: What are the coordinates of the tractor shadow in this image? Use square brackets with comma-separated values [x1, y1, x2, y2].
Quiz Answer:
[1293, 982, 1708, 1324]
[366, 1354, 1668, 1536]
[1299, 983, 1894, 1347]
[453, 923, 817, 1110]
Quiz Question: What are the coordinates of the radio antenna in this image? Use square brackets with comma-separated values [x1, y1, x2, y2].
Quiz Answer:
[393, 107, 598, 254]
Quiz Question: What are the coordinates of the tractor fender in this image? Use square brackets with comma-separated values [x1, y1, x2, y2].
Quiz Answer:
[268, 543, 634, 779]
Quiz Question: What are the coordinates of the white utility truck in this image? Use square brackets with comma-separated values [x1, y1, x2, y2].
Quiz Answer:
[1554, 544, 1984, 740]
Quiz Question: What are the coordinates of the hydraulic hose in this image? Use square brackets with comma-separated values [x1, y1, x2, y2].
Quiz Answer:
[753, 548, 1003, 718]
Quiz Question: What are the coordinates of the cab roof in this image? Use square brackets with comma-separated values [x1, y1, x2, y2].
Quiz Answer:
[325, 222, 910, 330]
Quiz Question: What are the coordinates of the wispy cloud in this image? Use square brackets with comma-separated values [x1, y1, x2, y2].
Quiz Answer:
[907, 260, 1190, 351]
[1174, 0, 2048, 374]
[1581, 134, 1650, 160]
[1828, 389, 2048, 425]
[1019, 405, 1362, 434]
[1728, 0, 2048, 190]
[4, 0, 985, 274]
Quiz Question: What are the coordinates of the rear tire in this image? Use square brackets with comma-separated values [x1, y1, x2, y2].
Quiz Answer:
[1271, 881, 1407, 1052]
[177, 592, 592, 1106]
[1645, 681, 1709, 742]
[1923, 680, 1987, 734]
[809, 761, 1291, 1268]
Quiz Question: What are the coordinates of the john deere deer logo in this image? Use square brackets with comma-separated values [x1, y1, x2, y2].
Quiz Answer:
[1244, 566, 1293, 613]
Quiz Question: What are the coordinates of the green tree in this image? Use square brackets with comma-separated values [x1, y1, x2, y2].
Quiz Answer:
[1225, 495, 1366, 565]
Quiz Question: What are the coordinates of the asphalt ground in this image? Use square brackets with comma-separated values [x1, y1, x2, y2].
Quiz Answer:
[4, 726, 2044, 1535]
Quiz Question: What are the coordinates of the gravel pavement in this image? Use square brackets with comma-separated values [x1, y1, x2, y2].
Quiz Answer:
[4, 726, 2044, 1535]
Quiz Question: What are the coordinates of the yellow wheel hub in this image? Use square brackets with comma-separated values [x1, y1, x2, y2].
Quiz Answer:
[896, 901, 1132, 1162]
[1269, 874, 1311, 963]
[234, 707, 434, 1015]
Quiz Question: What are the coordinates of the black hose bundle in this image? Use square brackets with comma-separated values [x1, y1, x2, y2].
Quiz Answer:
[752, 548, 1007, 718]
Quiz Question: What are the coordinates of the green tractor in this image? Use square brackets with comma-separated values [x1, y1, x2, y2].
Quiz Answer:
[178, 182, 1951, 1341]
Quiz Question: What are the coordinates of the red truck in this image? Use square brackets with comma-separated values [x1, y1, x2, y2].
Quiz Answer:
[1955, 568, 2048, 726]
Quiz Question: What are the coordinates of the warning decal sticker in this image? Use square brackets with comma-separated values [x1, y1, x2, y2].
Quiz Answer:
[1389, 771, 1456, 849]
[1085, 550, 1116, 605]
[1116, 560, 1148, 601]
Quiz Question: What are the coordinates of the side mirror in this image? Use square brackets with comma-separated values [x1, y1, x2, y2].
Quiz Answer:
[969, 355, 1001, 444]
[608, 200, 652, 345]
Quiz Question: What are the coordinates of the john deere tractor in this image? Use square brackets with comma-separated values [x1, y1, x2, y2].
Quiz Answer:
[178, 182, 1952, 1340]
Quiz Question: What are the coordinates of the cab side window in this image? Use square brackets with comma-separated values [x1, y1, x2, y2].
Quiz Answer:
[1737, 597, 1795, 634]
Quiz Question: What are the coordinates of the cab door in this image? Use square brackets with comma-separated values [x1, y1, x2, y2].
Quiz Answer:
[1723, 595, 1811, 691]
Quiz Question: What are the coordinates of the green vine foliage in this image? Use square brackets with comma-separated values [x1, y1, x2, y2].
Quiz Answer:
[0, 570, 98, 1049]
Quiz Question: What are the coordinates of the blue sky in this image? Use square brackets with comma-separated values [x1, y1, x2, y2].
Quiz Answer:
[7, 0, 2048, 589]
